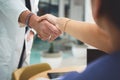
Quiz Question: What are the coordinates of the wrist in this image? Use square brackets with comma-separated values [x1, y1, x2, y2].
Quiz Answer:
[25, 13, 34, 28]
[57, 18, 71, 32]
[29, 14, 40, 29]
[19, 10, 31, 24]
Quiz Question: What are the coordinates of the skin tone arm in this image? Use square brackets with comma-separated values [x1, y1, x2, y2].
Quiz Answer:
[40, 14, 113, 53]
[18, 10, 61, 41]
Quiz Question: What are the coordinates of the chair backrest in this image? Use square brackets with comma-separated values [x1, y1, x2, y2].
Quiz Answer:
[12, 63, 51, 80]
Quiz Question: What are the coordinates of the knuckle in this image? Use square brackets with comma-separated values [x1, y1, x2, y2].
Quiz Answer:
[42, 20, 48, 25]
[45, 14, 49, 16]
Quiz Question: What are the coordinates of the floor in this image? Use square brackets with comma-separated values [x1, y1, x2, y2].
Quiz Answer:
[30, 37, 87, 68]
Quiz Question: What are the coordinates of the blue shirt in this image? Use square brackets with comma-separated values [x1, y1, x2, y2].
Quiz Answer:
[60, 52, 120, 80]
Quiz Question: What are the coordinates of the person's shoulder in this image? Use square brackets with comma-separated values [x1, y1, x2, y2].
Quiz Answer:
[112, 51, 120, 55]
[110, 51, 120, 60]
[86, 51, 120, 73]
[93, 51, 120, 65]
[78, 51, 120, 80]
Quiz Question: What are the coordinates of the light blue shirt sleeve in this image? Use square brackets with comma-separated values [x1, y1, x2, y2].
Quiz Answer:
[0, 0, 28, 24]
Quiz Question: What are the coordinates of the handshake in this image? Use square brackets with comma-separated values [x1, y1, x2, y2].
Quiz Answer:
[31, 14, 62, 42]
[19, 10, 71, 42]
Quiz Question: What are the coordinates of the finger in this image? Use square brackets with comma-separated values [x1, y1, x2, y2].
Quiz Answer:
[37, 34, 48, 41]
[40, 32, 53, 41]
[38, 35, 47, 41]
[41, 35, 50, 41]
[38, 20, 61, 41]
[43, 20, 60, 34]
[42, 29, 51, 36]
[48, 34, 58, 42]
[39, 14, 57, 25]
[37, 34, 42, 39]
[42, 14, 62, 33]
[40, 20, 56, 35]
[48, 35, 54, 41]
[42, 36, 51, 41]
[51, 35, 58, 41]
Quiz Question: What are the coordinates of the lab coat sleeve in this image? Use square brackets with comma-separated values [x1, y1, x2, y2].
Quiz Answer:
[0, 0, 28, 25]
[30, 28, 37, 35]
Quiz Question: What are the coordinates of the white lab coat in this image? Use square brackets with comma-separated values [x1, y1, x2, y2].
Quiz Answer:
[0, 0, 27, 80]
[21, 0, 39, 66]
[21, 0, 39, 14]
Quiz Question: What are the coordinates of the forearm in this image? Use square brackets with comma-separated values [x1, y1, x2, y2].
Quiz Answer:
[57, 18, 113, 53]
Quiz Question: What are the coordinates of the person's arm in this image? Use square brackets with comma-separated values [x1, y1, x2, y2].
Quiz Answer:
[19, 10, 62, 41]
[57, 18, 113, 53]
[40, 14, 113, 53]
[0, 0, 61, 41]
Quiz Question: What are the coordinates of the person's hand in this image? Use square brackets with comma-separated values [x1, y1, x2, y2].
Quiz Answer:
[39, 14, 70, 32]
[29, 14, 62, 41]
[39, 14, 60, 30]
[19, 11, 62, 41]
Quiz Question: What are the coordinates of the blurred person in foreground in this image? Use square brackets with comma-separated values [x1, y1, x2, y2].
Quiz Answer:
[40, 0, 120, 80]
[0, 0, 61, 80]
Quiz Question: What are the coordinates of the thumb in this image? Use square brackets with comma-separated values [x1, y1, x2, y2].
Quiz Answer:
[39, 14, 57, 25]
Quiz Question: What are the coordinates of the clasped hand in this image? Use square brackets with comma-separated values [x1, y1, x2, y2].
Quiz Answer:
[30, 14, 61, 42]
